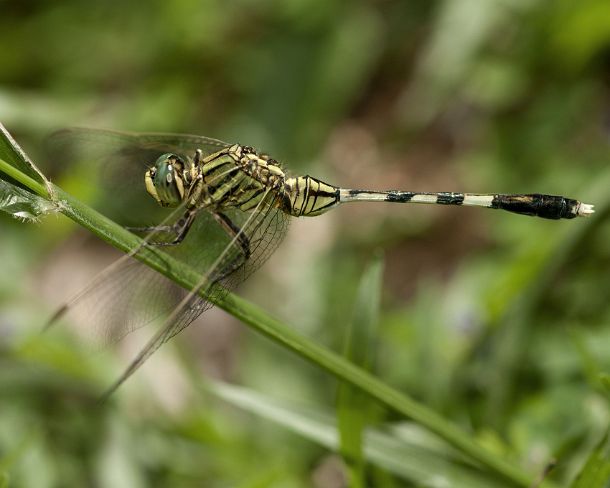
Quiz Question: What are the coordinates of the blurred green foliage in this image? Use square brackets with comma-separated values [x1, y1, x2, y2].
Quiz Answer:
[1, 0, 609, 487]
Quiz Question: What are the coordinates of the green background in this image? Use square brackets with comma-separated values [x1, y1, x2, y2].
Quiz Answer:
[1, 0, 609, 487]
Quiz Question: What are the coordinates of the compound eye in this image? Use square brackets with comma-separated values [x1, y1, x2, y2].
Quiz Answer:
[145, 153, 185, 207]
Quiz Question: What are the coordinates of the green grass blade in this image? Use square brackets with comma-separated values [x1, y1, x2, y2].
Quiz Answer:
[207, 379, 517, 488]
[0, 125, 540, 487]
[337, 254, 384, 487]
[570, 430, 610, 488]
[0, 124, 54, 199]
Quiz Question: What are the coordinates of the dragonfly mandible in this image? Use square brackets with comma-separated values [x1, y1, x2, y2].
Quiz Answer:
[45, 128, 594, 398]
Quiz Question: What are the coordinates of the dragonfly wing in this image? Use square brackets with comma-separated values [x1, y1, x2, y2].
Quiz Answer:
[45, 128, 234, 227]
[127, 131, 232, 154]
[46, 128, 290, 395]
[48, 127, 232, 160]
[221, 195, 291, 284]
[47, 253, 206, 348]
[168, 191, 291, 338]
[99, 193, 290, 397]
[49, 193, 289, 396]
[98, 275, 220, 400]
[47, 203, 213, 346]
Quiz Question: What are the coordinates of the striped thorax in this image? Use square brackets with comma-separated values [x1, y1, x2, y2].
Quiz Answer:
[144, 144, 342, 217]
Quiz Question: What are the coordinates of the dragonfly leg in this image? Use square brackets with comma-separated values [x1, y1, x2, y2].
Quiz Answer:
[211, 212, 251, 280]
[193, 148, 203, 166]
[126, 208, 198, 246]
[125, 224, 174, 232]
[157, 209, 198, 245]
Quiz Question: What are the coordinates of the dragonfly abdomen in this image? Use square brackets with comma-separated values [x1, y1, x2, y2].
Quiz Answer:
[488, 193, 583, 219]
[283, 176, 340, 217]
[339, 189, 593, 219]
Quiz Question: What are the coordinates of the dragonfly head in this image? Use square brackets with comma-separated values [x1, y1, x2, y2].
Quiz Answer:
[145, 153, 186, 207]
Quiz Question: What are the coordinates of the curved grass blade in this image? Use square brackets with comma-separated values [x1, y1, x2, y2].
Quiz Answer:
[0, 123, 55, 200]
[205, 380, 518, 488]
[337, 254, 384, 487]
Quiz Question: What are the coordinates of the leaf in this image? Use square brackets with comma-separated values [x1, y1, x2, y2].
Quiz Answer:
[206, 379, 517, 488]
[0, 123, 55, 199]
[0, 178, 57, 221]
[599, 373, 610, 395]
[0, 122, 59, 220]
[337, 254, 383, 486]
[570, 430, 610, 488]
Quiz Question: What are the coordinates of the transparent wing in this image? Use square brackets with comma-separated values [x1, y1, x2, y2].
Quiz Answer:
[99, 192, 290, 398]
[49, 254, 198, 347]
[49, 190, 289, 397]
[48, 205, 217, 346]
[48, 127, 231, 160]
[45, 128, 290, 395]
[45, 127, 237, 344]
[45, 127, 233, 226]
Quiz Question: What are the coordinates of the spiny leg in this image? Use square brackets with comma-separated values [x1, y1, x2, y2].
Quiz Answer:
[211, 212, 251, 281]
[126, 208, 198, 246]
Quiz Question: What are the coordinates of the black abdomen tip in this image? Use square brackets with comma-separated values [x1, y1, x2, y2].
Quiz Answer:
[492, 194, 578, 220]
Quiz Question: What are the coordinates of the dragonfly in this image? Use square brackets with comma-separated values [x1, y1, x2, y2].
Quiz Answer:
[45, 128, 594, 399]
